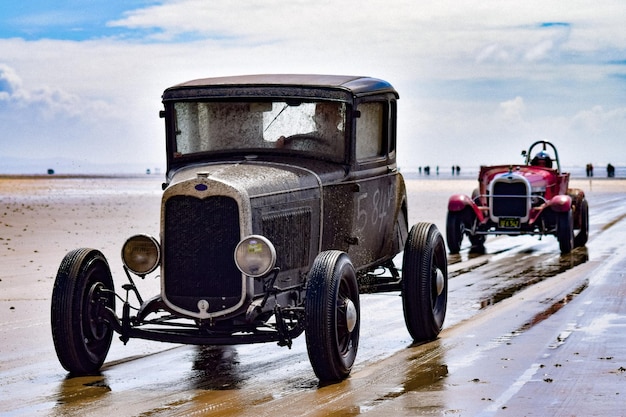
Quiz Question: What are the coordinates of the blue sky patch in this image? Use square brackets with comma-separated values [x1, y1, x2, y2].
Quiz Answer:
[539, 22, 571, 29]
[0, 1, 159, 41]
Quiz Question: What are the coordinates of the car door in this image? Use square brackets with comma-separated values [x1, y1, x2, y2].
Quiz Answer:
[346, 98, 399, 269]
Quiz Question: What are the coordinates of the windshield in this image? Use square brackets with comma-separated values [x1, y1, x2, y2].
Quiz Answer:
[173, 101, 346, 162]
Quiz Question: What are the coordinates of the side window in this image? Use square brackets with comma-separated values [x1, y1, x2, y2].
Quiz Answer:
[389, 100, 396, 155]
[355, 102, 384, 161]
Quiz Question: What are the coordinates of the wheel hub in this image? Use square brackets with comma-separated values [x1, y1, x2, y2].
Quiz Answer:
[435, 268, 445, 296]
[344, 298, 357, 333]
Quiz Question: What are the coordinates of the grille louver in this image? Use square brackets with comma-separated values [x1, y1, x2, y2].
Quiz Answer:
[492, 181, 528, 218]
[262, 208, 311, 270]
[163, 195, 241, 313]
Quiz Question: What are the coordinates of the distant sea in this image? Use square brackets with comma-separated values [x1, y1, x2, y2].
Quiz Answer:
[401, 165, 625, 180]
[1, 156, 622, 180]
[0, 156, 164, 176]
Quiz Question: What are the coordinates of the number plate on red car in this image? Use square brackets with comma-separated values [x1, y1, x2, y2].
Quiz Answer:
[499, 217, 521, 228]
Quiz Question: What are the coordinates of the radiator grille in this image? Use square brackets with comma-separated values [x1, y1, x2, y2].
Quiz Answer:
[262, 208, 311, 270]
[163, 195, 241, 313]
[492, 181, 528, 218]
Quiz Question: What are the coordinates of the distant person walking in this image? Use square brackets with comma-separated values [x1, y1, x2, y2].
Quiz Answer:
[607, 163, 615, 178]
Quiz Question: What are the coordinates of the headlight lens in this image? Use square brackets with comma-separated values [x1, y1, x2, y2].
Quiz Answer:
[234, 235, 276, 277]
[122, 234, 161, 275]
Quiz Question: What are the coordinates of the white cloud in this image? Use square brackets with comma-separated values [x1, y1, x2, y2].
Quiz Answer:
[499, 96, 527, 124]
[0, 62, 113, 119]
[0, 59, 163, 171]
[476, 44, 512, 63]
[1, 0, 626, 173]
[108, 0, 424, 42]
[572, 105, 626, 133]
[0, 63, 21, 97]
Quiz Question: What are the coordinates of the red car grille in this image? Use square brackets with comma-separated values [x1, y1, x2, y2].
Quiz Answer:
[492, 181, 528, 218]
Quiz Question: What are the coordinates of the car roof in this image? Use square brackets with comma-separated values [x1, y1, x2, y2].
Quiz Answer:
[163, 74, 398, 100]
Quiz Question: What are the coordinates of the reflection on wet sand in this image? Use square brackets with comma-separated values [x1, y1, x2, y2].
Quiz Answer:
[478, 247, 589, 309]
[189, 346, 244, 390]
[54, 375, 111, 414]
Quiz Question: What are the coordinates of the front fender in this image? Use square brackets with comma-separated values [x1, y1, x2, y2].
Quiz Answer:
[448, 194, 485, 222]
[448, 194, 473, 212]
[548, 195, 572, 213]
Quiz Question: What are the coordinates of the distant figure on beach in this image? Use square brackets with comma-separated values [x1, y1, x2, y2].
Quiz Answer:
[456, 165, 461, 176]
[586, 163, 594, 177]
[607, 163, 615, 178]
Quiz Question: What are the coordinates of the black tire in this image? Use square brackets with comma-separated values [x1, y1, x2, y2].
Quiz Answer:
[468, 233, 486, 247]
[574, 198, 589, 247]
[402, 222, 448, 341]
[471, 188, 480, 204]
[557, 211, 574, 254]
[446, 211, 464, 254]
[51, 248, 115, 375]
[305, 251, 359, 382]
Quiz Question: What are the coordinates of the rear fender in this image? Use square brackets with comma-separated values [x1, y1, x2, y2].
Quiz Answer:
[448, 194, 485, 222]
[568, 188, 586, 228]
[548, 195, 572, 213]
[568, 188, 586, 205]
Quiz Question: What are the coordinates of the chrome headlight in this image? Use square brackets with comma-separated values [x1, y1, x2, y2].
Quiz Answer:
[234, 235, 276, 277]
[122, 234, 161, 275]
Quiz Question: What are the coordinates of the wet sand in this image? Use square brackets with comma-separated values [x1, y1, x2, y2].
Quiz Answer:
[0, 174, 624, 415]
[0, 176, 163, 380]
[0, 174, 622, 329]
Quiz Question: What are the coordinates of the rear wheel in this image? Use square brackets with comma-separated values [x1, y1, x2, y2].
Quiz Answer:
[446, 211, 464, 254]
[51, 248, 115, 375]
[402, 222, 448, 341]
[305, 251, 359, 382]
[557, 211, 574, 254]
[574, 198, 589, 247]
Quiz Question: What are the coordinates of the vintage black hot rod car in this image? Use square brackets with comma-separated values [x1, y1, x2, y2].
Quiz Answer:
[51, 75, 448, 383]
[446, 140, 588, 255]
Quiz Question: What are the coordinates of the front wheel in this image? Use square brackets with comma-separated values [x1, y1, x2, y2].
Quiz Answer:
[51, 248, 115, 375]
[402, 222, 448, 341]
[305, 251, 359, 383]
[558, 211, 574, 254]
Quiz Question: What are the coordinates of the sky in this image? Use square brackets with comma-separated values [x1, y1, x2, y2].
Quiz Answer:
[1, 0, 625, 174]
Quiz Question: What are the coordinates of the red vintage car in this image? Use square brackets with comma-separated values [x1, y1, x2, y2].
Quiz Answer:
[446, 140, 588, 254]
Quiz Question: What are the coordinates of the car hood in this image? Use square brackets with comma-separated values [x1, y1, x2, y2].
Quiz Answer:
[482, 165, 558, 189]
[166, 159, 340, 197]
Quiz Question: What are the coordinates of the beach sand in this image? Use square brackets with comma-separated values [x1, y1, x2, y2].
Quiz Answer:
[0, 174, 623, 372]
[1, 175, 622, 299]
[0, 176, 163, 365]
